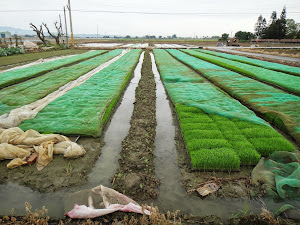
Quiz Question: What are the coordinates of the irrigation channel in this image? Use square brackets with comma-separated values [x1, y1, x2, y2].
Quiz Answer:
[0, 50, 299, 220]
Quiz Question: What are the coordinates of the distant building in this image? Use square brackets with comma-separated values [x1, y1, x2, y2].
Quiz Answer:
[0, 31, 12, 38]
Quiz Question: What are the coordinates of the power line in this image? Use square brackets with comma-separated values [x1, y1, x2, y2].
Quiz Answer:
[0, 9, 299, 15]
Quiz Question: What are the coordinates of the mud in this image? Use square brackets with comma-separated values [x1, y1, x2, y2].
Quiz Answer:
[113, 50, 160, 201]
[0, 136, 104, 193]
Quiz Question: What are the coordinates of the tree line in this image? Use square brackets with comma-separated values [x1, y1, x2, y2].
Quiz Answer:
[221, 7, 299, 41]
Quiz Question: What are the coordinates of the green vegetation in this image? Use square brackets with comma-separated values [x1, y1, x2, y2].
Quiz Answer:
[0, 49, 123, 116]
[183, 49, 300, 95]
[0, 50, 106, 88]
[20, 49, 142, 137]
[0, 47, 24, 57]
[198, 49, 300, 76]
[0, 49, 88, 69]
[167, 49, 300, 145]
[153, 49, 295, 171]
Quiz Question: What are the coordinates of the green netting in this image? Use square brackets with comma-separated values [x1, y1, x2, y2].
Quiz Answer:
[19, 49, 142, 137]
[0, 49, 123, 116]
[154, 49, 266, 125]
[153, 49, 295, 170]
[167, 49, 300, 145]
[252, 151, 300, 199]
[197, 49, 300, 77]
[182, 49, 300, 95]
[0, 50, 106, 88]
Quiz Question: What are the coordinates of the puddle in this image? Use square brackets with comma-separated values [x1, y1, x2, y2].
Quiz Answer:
[0, 182, 64, 217]
[85, 51, 145, 187]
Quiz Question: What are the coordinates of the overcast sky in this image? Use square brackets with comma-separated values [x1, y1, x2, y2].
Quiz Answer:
[0, 0, 299, 37]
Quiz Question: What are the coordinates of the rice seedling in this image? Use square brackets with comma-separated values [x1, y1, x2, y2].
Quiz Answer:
[190, 148, 240, 171]
[249, 137, 295, 156]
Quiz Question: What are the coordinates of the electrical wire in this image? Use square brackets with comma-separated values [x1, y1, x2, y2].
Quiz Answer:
[0, 9, 299, 15]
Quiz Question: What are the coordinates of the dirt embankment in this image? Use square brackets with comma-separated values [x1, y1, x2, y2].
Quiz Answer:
[112, 50, 159, 201]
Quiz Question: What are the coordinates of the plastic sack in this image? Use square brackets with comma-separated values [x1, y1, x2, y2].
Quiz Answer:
[0, 127, 86, 170]
[65, 185, 151, 219]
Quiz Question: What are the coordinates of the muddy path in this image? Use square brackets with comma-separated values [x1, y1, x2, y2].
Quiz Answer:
[113, 50, 160, 201]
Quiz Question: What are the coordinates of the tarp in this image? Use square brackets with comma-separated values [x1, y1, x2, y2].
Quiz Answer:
[0, 127, 86, 170]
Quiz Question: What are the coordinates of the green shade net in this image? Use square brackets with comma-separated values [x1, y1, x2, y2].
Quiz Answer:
[252, 151, 300, 199]
[198, 49, 300, 77]
[0, 50, 106, 88]
[0, 49, 123, 116]
[20, 49, 142, 137]
[167, 49, 300, 145]
[182, 49, 300, 95]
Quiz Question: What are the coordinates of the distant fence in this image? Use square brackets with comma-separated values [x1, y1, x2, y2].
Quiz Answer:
[251, 39, 300, 43]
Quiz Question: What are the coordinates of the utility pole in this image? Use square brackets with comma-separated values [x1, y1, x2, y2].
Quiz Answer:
[59, 14, 63, 44]
[97, 24, 98, 39]
[64, 6, 69, 47]
[67, 0, 74, 47]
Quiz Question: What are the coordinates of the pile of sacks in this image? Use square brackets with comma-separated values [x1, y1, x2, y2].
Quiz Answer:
[0, 127, 86, 171]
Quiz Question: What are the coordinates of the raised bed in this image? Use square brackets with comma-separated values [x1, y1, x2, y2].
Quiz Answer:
[167, 49, 300, 145]
[0, 49, 123, 116]
[198, 49, 300, 76]
[20, 49, 142, 137]
[182, 49, 300, 95]
[0, 50, 107, 88]
[153, 49, 295, 171]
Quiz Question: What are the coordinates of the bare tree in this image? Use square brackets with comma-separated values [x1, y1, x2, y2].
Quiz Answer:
[43, 22, 62, 45]
[29, 23, 48, 45]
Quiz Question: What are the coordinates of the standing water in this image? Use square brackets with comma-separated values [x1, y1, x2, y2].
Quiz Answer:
[86, 51, 145, 187]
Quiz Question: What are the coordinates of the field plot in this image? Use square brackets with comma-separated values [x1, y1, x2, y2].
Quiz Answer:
[20, 49, 142, 136]
[0, 49, 123, 116]
[153, 49, 295, 170]
[0, 50, 106, 88]
[199, 49, 300, 76]
[182, 49, 300, 95]
[0, 49, 88, 71]
[167, 49, 300, 145]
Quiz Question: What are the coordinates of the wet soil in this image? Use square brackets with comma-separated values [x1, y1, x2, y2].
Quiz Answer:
[113, 51, 160, 201]
[0, 137, 104, 193]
